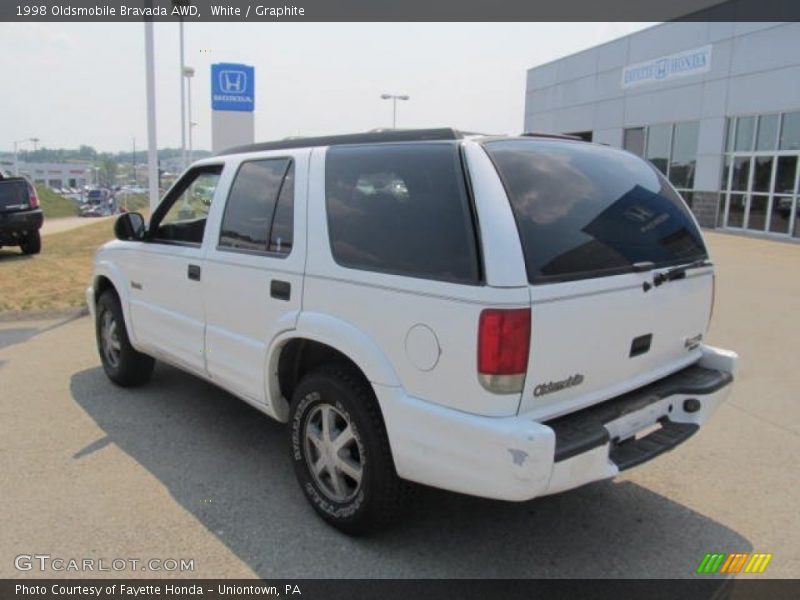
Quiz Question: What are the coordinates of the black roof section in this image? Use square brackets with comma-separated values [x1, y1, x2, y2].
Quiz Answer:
[520, 131, 584, 141]
[217, 128, 466, 155]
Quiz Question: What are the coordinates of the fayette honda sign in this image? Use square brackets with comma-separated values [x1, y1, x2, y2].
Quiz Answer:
[211, 63, 255, 112]
[622, 45, 712, 89]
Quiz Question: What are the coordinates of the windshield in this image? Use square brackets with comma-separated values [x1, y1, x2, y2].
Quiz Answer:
[483, 139, 708, 284]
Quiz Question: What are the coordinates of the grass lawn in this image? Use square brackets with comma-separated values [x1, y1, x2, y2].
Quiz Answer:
[0, 217, 115, 312]
[119, 193, 150, 213]
[36, 185, 78, 218]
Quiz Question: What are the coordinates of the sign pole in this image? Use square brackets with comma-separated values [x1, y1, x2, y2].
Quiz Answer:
[144, 20, 159, 212]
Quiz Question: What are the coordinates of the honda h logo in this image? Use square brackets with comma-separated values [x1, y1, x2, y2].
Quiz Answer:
[219, 70, 247, 94]
[624, 205, 655, 223]
[211, 63, 254, 112]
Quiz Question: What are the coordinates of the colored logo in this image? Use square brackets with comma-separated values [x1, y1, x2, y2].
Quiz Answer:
[622, 44, 712, 89]
[211, 63, 255, 112]
[219, 70, 247, 94]
[696, 552, 772, 574]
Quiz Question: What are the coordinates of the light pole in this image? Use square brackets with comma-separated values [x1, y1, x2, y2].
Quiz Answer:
[183, 66, 195, 164]
[144, 19, 159, 211]
[13, 137, 38, 175]
[189, 121, 198, 164]
[380, 93, 410, 129]
[173, 1, 190, 169]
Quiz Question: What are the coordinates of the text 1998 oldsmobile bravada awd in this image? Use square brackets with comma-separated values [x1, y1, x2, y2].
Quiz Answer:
[88, 129, 738, 534]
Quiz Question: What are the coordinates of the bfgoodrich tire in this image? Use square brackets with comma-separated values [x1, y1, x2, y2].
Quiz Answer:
[288, 364, 407, 535]
[95, 290, 155, 387]
[20, 230, 41, 255]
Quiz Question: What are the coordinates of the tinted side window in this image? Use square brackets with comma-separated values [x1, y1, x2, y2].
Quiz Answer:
[484, 140, 707, 284]
[268, 163, 294, 255]
[325, 143, 480, 284]
[219, 158, 292, 255]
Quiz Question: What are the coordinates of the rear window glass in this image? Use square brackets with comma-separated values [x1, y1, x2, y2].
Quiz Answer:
[0, 179, 29, 205]
[484, 140, 707, 284]
[325, 143, 480, 284]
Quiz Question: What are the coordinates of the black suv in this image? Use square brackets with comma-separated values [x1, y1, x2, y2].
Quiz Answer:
[0, 173, 43, 255]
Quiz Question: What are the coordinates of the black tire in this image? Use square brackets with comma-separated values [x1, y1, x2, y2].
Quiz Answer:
[95, 290, 155, 387]
[20, 230, 41, 255]
[288, 364, 407, 535]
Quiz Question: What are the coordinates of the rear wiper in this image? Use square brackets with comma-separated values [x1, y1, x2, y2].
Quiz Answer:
[653, 259, 712, 287]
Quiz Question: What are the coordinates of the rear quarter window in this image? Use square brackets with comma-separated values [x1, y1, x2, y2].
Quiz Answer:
[484, 140, 707, 284]
[219, 158, 294, 256]
[325, 143, 481, 284]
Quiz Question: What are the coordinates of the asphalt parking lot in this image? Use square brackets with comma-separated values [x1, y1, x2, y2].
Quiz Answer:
[1, 231, 798, 579]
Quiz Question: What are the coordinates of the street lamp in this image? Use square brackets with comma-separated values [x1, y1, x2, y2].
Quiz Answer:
[380, 93, 410, 129]
[13, 137, 38, 175]
[183, 66, 195, 164]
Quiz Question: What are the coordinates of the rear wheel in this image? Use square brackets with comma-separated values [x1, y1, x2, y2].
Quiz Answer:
[95, 290, 155, 387]
[20, 230, 41, 255]
[288, 364, 406, 535]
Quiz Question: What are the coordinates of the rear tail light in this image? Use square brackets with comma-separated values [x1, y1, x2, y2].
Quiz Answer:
[477, 308, 530, 394]
[28, 184, 40, 209]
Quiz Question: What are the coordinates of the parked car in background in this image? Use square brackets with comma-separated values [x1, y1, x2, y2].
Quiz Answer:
[80, 189, 115, 217]
[88, 129, 738, 534]
[0, 173, 43, 254]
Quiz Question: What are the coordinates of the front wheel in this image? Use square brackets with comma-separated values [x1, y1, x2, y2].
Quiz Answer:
[288, 365, 407, 535]
[95, 290, 155, 387]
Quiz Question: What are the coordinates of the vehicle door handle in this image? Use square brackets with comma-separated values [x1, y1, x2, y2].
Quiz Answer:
[187, 264, 201, 281]
[270, 280, 291, 301]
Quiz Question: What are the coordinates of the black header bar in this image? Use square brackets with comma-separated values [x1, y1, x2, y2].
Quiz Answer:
[1, 0, 799, 22]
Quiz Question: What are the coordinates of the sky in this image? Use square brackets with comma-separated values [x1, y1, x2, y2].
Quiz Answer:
[0, 22, 655, 154]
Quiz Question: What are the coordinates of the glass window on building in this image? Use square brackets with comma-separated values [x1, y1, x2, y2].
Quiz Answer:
[730, 157, 750, 191]
[629, 121, 699, 194]
[734, 116, 756, 152]
[726, 194, 746, 228]
[645, 124, 671, 176]
[669, 122, 699, 190]
[775, 156, 798, 195]
[752, 156, 773, 193]
[756, 114, 779, 152]
[722, 112, 800, 237]
[725, 118, 735, 153]
[747, 195, 768, 231]
[623, 128, 645, 158]
[779, 112, 800, 151]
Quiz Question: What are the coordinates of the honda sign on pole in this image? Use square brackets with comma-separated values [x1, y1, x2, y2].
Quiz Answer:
[211, 63, 255, 153]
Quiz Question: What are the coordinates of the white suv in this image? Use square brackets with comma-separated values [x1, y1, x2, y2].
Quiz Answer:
[88, 129, 738, 534]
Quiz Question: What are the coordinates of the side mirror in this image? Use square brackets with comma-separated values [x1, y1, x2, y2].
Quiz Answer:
[114, 212, 146, 241]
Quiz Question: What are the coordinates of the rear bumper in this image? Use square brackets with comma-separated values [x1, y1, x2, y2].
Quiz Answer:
[375, 344, 737, 501]
[0, 209, 43, 242]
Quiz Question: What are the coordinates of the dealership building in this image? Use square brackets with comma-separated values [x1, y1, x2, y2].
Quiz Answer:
[524, 21, 800, 239]
[1, 161, 92, 190]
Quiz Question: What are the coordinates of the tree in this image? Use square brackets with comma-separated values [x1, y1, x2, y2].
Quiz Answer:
[98, 156, 118, 187]
[78, 145, 97, 160]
